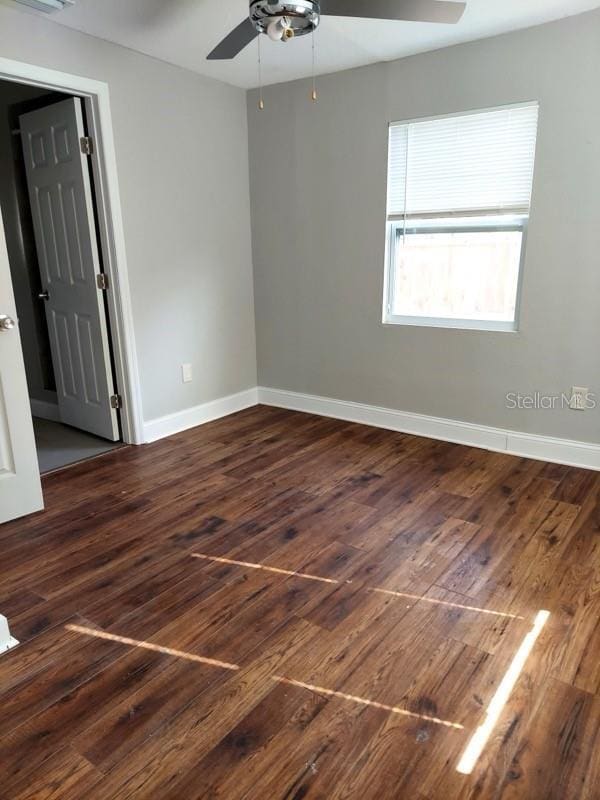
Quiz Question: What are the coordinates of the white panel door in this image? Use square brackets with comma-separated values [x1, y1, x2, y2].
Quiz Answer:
[0, 205, 43, 524]
[20, 98, 119, 441]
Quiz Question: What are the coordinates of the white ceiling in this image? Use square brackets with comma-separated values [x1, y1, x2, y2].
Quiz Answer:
[10, 0, 600, 89]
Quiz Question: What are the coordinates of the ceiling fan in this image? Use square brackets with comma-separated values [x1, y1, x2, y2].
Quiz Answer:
[208, 0, 466, 60]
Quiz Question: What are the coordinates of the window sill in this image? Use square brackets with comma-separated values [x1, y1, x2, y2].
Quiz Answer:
[383, 315, 519, 333]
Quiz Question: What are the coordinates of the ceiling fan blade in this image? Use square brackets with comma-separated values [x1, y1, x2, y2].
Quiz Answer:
[207, 17, 258, 60]
[319, 0, 466, 24]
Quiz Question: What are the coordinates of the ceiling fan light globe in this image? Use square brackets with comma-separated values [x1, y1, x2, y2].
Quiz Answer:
[267, 18, 285, 40]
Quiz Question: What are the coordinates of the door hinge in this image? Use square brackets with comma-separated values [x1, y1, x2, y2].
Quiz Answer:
[97, 273, 109, 291]
[80, 136, 94, 156]
[110, 394, 122, 410]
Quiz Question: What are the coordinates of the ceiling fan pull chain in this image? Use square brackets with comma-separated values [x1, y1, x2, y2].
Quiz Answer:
[311, 26, 317, 103]
[258, 34, 265, 110]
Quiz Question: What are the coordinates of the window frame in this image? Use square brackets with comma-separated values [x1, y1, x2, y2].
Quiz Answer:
[383, 215, 528, 333]
[382, 102, 538, 334]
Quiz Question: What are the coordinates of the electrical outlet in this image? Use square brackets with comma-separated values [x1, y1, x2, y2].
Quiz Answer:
[569, 387, 589, 411]
[182, 363, 193, 384]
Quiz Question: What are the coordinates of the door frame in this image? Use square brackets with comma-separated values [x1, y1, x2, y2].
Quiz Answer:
[0, 56, 144, 445]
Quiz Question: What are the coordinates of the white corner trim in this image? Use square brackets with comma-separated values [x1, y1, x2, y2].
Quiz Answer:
[143, 388, 259, 443]
[257, 387, 600, 471]
[30, 398, 60, 423]
[0, 615, 19, 655]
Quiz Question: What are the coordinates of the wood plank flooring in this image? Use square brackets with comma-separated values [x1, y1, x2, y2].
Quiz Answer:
[1, 405, 599, 799]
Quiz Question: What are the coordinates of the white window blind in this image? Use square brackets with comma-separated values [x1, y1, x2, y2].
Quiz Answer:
[387, 103, 539, 220]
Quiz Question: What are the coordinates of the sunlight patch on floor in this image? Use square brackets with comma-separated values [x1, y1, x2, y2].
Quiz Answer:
[191, 553, 341, 584]
[273, 675, 464, 729]
[65, 590, 547, 753]
[370, 588, 523, 620]
[192, 552, 523, 619]
[456, 609, 550, 775]
[64, 624, 240, 671]
[65, 623, 464, 730]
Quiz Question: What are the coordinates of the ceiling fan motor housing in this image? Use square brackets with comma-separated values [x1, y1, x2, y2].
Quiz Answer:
[250, 0, 321, 38]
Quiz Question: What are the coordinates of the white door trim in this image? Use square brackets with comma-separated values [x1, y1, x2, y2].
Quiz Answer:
[0, 56, 144, 444]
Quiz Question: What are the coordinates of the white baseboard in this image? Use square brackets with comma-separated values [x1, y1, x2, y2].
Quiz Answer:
[143, 388, 259, 443]
[30, 398, 59, 423]
[258, 387, 600, 472]
[0, 615, 18, 655]
[140, 384, 600, 471]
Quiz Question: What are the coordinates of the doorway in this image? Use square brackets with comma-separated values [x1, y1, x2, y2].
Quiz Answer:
[0, 79, 124, 473]
[0, 57, 143, 524]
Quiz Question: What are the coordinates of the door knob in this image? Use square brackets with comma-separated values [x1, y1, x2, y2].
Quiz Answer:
[0, 315, 16, 332]
[38, 290, 49, 301]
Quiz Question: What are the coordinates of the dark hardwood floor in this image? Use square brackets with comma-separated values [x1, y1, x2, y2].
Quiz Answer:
[1, 405, 599, 799]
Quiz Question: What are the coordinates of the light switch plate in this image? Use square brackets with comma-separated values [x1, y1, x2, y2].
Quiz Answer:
[182, 363, 193, 384]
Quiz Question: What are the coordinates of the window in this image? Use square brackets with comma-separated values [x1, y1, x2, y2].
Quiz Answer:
[384, 103, 539, 331]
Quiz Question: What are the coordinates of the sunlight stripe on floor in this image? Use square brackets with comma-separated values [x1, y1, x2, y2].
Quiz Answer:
[273, 675, 464, 729]
[191, 553, 340, 584]
[371, 588, 524, 620]
[65, 624, 240, 671]
[456, 609, 550, 775]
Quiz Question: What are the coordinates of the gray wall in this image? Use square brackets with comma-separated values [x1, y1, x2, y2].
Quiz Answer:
[0, 2, 256, 423]
[248, 9, 600, 444]
[0, 81, 60, 407]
